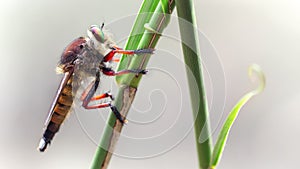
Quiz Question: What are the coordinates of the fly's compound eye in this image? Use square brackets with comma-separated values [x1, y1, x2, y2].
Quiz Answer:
[89, 25, 105, 43]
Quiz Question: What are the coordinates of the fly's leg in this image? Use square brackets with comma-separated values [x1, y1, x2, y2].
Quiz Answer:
[80, 82, 114, 101]
[103, 47, 154, 62]
[80, 71, 125, 123]
[112, 58, 120, 62]
[83, 102, 125, 124]
[111, 45, 123, 50]
[91, 92, 114, 101]
[102, 67, 147, 76]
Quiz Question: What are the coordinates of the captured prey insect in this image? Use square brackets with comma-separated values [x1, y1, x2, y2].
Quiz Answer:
[38, 23, 153, 152]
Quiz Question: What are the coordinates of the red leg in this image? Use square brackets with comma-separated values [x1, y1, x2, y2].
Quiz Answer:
[80, 81, 113, 101]
[112, 45, 123, 50]
[82, 90, 114, 109]
[82, 102, 125, 124]
[91, 92, 113, 101]
[112, 58, 120, 62]
[83, 102, 110, 109]
[103, 48, 154, 62]
[80, 72, 125, 123]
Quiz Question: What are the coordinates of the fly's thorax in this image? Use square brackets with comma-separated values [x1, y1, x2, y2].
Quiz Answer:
[78, 46, 102, 71]
[70, 42, 102, 96]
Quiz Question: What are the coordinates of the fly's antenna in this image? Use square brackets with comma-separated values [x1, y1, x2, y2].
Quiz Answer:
[101, 22, 105, 30]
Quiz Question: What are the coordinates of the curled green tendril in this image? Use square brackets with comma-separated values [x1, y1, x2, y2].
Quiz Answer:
[248, 64, 266, 95]
[210, 64, 266, 168]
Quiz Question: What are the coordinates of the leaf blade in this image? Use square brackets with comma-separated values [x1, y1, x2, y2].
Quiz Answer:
[210, 64, 266, 168]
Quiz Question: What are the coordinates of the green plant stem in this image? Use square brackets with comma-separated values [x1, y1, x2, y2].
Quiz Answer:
[90, 1, 175, 169]
[116, 0, 160, 77]
[174, 0, 213, 169]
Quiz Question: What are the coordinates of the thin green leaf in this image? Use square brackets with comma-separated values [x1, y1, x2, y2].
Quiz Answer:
[210, 64, 266, 169]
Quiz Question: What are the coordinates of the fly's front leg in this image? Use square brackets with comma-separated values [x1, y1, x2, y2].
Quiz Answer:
[80, 71, 125, 124]
[103, 47, 154, 62]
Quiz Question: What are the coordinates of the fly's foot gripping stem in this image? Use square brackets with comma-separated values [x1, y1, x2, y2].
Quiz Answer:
[106, 92, 114, 100]
[140, 69, 148, 74]
[102, 68, 148, 76]
[110, 46, 154, 55]
[130, 69, 148, 75]
[109, 104, 127, 124]
[132, 48, 154, 55]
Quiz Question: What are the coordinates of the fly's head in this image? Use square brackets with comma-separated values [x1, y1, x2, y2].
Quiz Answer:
[87, 24, 115, 56]
[88, 24, 105, 43]
[56, 37, 89, 73]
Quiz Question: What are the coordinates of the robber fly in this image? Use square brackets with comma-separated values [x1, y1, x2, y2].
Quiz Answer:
[38, 23, 153, 152]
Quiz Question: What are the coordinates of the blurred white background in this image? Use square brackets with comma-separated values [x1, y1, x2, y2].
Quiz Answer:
[0, 0, 299, 169]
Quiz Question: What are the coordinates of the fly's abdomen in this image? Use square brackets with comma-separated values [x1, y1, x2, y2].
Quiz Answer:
[39, 77, 73, 152]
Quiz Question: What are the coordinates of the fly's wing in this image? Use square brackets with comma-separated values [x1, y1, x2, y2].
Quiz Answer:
[72, 46, 103, 110]
[39, 71, 74, 152]
[43, 71, 73, 128]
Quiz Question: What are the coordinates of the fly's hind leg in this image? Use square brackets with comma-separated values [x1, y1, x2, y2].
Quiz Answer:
[83, 101, 126, 124]
[80, 71, 125, 124]
[81, 85, 114, 101]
